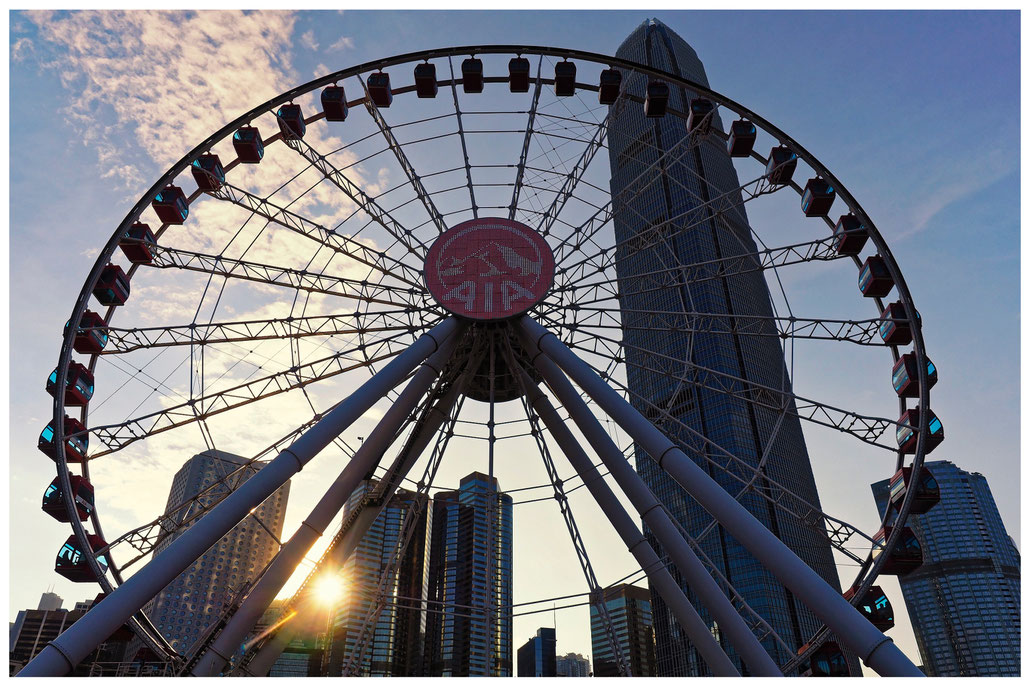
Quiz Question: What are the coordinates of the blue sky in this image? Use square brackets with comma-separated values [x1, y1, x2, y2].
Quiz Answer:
[8, 10, 1019, 672]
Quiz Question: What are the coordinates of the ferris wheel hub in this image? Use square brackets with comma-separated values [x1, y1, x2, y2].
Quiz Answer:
[424, 217, 554, 321]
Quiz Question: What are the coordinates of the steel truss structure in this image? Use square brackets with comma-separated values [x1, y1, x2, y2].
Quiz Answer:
[29, 44, 935, 678]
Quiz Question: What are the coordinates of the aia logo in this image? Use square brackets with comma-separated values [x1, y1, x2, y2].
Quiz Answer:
[425, 218, 555, 320]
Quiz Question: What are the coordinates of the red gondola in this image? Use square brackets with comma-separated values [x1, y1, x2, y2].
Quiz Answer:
[46, 361, 94, 407]
[765, 146, 797, 185]
[509, 57, 530, 93]
[152, 185, 189, 225]
[414, 63, 437, 98]
[888, 466, 940, 515]
[554, 60, 576, 96]
[843, 585, 894, 631]
[872, 526, 923, 575]
[687, 97, 714, 133]
[858, 255, 894, 298]
[798, 642, 850, 677]
[42, 474, 95, 522]
[93, 264, 130, 307]
[55, 533, 109, 583]
[598, 68, 621, 104]
[727, 119, 756, 157]
[461, 57, 483, 93]
[321, 85, 348, 120]
[643, 81, 669, 118]
[276, 103, 305, 140]
[892, 353, 938, 398]
[191, 153, 225, 192]
[38, 415, 89, 463]
[68, 310, 109, 354]
[233, 126, 264, 163]
[879, 301, 918, 345]
[896, 406, 944, 455]
[801, 177, 835, 217]
[832, 214, 868, 255]
[118, 222, 156, 264]
[367, 72, 393, 107]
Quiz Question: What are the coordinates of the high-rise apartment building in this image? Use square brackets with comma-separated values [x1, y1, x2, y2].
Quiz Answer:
[325, 481, 432, 676]
[424, 472, 513, 676]
[556, 651, 591, 677]
[590, 584, 656, 677]
[142, 450, 289, 655]
[872, 461, 1020, 676]
[517, 627, 557, 676]
[607, 19, 846, 674]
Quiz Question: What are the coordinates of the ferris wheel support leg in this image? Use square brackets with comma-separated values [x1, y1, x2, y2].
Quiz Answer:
[528, 353, 783, 677]
[517, 316, 923, 678]
[190, 332, 463, 676]
[18, 317, 462, 678]
[518, 369, 739, 677]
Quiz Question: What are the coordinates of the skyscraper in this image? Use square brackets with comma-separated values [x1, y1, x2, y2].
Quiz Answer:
[607, 18, 847, 675]
[325, 481, 432, 677]
[142, 450, 289, 655]
[517, 627, 557, 677]
[590, 583, 656, 677]
[872, 461, 1020, 676]
[424, 472, 513, 676]
[556, 652, 591, 677]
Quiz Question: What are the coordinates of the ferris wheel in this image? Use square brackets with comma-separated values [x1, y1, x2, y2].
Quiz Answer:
[27, 44, 941, 678]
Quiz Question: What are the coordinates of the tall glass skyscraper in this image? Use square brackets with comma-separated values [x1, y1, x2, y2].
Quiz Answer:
[589, 583, 656, 677]
[516, 627, 557, 677]
[872, 461, 1020, 676]
[608, 19, 846, 675]
[424, 472, 513, 676]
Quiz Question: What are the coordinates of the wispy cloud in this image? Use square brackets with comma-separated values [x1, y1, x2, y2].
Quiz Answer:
[300, 29, 319, 51]
[328, 35, 354, 52]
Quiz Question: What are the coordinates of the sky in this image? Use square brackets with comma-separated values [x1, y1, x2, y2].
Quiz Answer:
[6, 9, 1020, 675]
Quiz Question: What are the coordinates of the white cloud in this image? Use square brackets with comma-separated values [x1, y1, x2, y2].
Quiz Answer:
[11, 37, 33, 61]
[300, 29, 319, 51]
[328, 35, 354, 52]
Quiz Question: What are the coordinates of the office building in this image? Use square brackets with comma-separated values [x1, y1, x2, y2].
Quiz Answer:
[607, 18, 849, 674]
[517, 627, 557, 677]
[556, 652, 591, 677]
[590, 584, 656, 677]
[141, 450, 289, 655]
[425, 472, 514, 676]
[37, 592, 63, 612]
[872, 461, 1020, 676]
[325, 481, 432, 676]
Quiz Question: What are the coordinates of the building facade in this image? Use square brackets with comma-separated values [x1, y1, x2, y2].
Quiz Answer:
[517, 627, 557, 677]
[325, 481, 432, 676]
[424, 472, 514, 676]
[142, 450, 289, 655]
[590, 584, 656, 677]
[872, 461, 1020, 676]
[556, 652, 591, 677]
[607, 18, 848, 675]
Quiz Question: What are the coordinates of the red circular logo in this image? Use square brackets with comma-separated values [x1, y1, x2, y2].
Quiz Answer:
[425, 218, 555, 320]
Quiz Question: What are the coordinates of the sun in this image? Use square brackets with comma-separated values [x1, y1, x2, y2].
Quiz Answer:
[312, 573, 345, 606]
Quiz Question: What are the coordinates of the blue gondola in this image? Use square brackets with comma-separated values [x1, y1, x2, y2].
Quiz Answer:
[872, 526, 923, 575]
[321, 85, 348, 120]
[832, 214, 868, 256]
[687, 97, 714, 133]
[598, 68, 621, 104]
[191, 153, 225, 192]
[55, 533, 109, 583]
[765, 146, 797, 185]
[462, 57, 483, 93]
[93, 264, 130, 307]
[152, 185, 188, 224]
[888, 466, 940, 515]
[844, 585, 894, 631]
[801, 177, 835, 217]
[276, 103, 305, 140]
[367, 72, 393, 107]
[68, 310, 108, 354]
[119, 222, 156, 264]
[508, 57, 530, 93]
[39, 415, 89, 463]
[555, 60, 576, 96]
[858, 255, 894, 298]
[879, 301, 918, 345]
[233, 126, 264, 163]
[42, 474, 95, 523]
[727, 119, 756, 157]
[414, 63, 437, 98]
[46, 361, 94, 407]
[896, 406, 944, 455]
[892, 352, 937, 398]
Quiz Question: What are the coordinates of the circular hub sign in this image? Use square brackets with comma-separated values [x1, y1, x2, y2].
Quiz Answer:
[425, 218, 555, 320]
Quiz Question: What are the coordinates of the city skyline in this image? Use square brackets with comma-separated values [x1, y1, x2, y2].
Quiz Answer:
[7, 10, 1019, 675]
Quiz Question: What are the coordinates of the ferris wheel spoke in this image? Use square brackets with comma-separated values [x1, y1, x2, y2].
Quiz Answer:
[206, 182, 424, 288]
[99, 310, 425, 354]
[509, 56, 545, 221]
[146, 244, 423, 309]
[446, 56, 479, 219]
[282, 136, 431, 260]
[83, 326, 423, 457]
